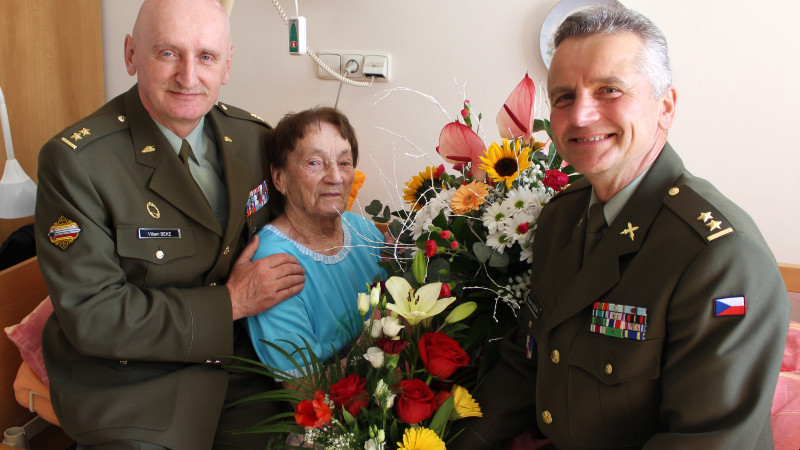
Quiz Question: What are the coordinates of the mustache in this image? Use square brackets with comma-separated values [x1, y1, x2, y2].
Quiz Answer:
[162, 83, 208, 95]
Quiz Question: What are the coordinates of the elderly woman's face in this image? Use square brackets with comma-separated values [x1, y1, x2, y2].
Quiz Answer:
[273, 121, 355, 220]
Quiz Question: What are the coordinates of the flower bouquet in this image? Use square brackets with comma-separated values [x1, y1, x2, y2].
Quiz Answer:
[365, 74, 579, 380]
[230, 277, 483, 449]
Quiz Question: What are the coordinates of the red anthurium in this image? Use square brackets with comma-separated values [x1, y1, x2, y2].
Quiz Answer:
[496, 73, 535, 141]
[437, 122, 487, 181]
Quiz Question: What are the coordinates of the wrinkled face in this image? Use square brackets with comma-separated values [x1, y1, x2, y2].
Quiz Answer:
[273, 122, 355, 221]
[547, 33, 675, 185]
[124, 0, 232, 137]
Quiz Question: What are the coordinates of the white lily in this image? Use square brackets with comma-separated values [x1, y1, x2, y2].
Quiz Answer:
[385, 276, 456, 326]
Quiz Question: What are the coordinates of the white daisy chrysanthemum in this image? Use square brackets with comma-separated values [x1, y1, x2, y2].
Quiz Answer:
[486, 229, 512, 253]
[507, 211, 535, 244]
[481, 202, 507, 234]
[503, 186, 538, 212]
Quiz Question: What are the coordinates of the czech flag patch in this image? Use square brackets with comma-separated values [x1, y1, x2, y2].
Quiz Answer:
[714, 296, 746, 317]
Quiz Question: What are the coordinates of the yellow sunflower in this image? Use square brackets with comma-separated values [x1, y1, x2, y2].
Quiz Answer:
[404, 166, 441, 211]
[397, 427, 446, 450]
[451, 385, 483, 419]
[479, 138, 532, 189]
[450, 181, 489, 215]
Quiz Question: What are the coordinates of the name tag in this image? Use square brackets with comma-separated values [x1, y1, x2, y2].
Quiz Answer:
[525, 292, 542, 319]
[138, 228, 181, 239]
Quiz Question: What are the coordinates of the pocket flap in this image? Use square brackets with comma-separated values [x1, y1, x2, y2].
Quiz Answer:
[568, 332, 661, 385]
[116, 226, 196, 264]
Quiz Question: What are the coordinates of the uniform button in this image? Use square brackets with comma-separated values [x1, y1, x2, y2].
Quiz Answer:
[119, 360, 128, 365]
[528, 320, 533, 328]
[210, 282, 217, 287]
[223, 246, 230, 255]
[669, 187, 680, 196]
[605, 363, 613, 375]
[550, 349, 560, 364]
[155, 250, 164, 260]
[205, 359, 212, 364]
[542, 410, 553, 424]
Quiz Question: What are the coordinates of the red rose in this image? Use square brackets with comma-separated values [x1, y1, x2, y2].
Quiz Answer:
[328, 374, 369, 417]
[425, 240, 437, 257]
[396, 379, 435, 424]
[378, 338, 408, 355]
[439, 283, 451, 298]
[542, 169, 569, 191]
[433, 391, 451, 410]
[418, 332, 469, 379]
[294, 390, 331, 428]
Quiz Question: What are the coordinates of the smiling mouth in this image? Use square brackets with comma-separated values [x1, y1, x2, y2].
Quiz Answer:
[574, 134, 610, 143]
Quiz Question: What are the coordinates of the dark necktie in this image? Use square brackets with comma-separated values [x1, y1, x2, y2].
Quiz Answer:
[179, 139, 193, 168]
[583, 203, 607, 264]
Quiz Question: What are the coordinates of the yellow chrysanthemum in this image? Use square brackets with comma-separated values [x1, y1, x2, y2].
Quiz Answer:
[450, 181, 489, 215]
[479, 138, 532, 189]
[397, 427, 446, 450]
[404, 167, 440, 211]
[451, 385, 483, 419]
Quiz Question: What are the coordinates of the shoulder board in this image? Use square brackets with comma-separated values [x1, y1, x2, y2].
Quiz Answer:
[215, 102, 271, 128]
[663, 184, 736, 245]
[56, 112, 129, 152]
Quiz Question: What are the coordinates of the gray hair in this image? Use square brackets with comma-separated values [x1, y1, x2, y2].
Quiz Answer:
[553, 6, 672, 97]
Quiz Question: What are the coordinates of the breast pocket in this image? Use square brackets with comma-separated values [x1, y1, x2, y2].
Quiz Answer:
[116, 225, 197, 287]
[567, 332, 662, 447]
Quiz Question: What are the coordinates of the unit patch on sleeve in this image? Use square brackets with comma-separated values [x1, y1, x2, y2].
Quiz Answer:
[48, 216, 81, 250]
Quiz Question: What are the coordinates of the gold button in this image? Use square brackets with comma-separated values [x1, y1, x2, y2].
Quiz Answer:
[551, 349, 560, 364]
[155, 250, 164, 260]
[528, 320, 533, 328]
[220, 104, 228, 110]
[542, 410, 552, 424]
[605, 363, 613, 375]
[119, 360, 128, 365]
[669, 187, 680, 196]
[223, 246, 230, 255]
[117, 115, 126, 122]
[210, 282, 217, 287]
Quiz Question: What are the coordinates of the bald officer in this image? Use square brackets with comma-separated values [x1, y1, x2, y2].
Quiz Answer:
[453, 6, 789, 449]
[34, 0, 305, 448]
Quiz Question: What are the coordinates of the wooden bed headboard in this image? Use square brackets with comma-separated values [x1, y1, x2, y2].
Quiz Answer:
[0, 257, 48, 431]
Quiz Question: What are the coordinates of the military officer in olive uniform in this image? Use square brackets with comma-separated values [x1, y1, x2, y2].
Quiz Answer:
[453, 6, 789, 449]
[34, 0, 305, 448]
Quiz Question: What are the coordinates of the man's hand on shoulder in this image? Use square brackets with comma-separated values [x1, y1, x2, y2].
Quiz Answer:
[227, 235, 305, 320]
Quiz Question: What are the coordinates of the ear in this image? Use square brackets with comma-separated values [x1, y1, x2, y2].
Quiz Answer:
[222, 46, 234, 85]
[270, 164, 283, 195]
[124, 35, 137, 76]
[658, 86, 677, 130]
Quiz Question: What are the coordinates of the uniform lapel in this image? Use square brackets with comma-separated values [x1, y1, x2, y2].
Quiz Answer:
[206, 108, 252, 248]
[125, 87, 223, 236]
[542, 144, 685, 333]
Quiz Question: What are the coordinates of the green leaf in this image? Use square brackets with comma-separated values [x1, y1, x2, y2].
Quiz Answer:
[365, 199, 383, 216]
[488, 251, 509, 268]
[427, 257, 451, 283]
[472, 242, 492, 263]
[429, 394, 455, 437]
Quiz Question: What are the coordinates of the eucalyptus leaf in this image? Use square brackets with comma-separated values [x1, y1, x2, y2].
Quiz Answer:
[488, 250, 510, 268]
[473, 242, 492, 263]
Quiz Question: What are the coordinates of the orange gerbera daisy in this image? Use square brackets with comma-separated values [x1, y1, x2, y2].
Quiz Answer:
[450, 181, 489, 215]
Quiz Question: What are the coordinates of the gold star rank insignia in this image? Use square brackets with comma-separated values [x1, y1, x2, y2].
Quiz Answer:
[705, 220, 722, 232]
[620, 222, 639, 241]
[697, 211, 713, 223]
[80, 128, 91, 136]
[71, 132, 83, 141]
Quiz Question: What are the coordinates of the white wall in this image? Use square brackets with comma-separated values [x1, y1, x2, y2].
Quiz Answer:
[102, 0, 800, 264]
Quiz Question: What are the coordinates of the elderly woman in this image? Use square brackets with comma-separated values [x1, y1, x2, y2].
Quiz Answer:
[246, 107, 384, 379]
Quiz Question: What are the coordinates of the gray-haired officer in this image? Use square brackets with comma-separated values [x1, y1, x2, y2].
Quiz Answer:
[35, 0, 304, 448]
[453, 5, 788, 449]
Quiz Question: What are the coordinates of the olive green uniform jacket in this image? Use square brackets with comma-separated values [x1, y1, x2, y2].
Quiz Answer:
[455, 145, 789, 449]
[35, 86, 273, 449]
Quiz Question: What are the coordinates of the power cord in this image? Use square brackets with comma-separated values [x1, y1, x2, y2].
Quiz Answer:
[335, 59, 359, 108]
[270, 0, 374, 87]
